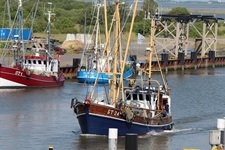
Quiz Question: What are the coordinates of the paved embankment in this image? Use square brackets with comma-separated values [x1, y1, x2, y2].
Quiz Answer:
[60, 43, 150, 67]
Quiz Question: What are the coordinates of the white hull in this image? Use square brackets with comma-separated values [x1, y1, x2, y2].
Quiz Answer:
[0, 78, 26, 87]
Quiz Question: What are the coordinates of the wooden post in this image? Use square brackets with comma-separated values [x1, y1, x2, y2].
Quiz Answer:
[125, 133, 138, 150]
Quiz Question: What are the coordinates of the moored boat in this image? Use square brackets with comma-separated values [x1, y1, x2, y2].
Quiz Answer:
[77, 66, 133, 83]
[0, 0, 65, 88]
[71, 0, 173, 136]
[77, 3, 134, 84]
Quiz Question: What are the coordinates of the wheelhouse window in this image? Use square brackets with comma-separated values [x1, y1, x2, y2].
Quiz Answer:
[126, 93, 131, 100]
[133, 94, 137, 100]
[146, 94, 151, 101]
[139, 94, 144, 101]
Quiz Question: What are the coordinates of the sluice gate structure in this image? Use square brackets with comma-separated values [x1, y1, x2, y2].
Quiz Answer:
[148, 14, 225, 72]
[61, 14, 225, 78]
[154, 14, 224, 58]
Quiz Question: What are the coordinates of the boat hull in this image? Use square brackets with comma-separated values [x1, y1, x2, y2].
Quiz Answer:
[0, 65, 64, 88]
[77, 67, 134, 83]
[73, 102, 173, 136]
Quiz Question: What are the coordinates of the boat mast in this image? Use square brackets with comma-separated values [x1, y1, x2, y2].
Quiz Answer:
[115, 0, 139, 103]
[7, 0, 12, 28]
[150, 17, 168, 92]
[95, 4, 101, 72]
[94, 4, 100, 54]
[47, 2, 54, 55]
[149, 18, 154, 80]
[0, 0, 11, 63]
[18, 0, 24, 66]
[26, 0, 40, 59]
[149, 17, 169, 110]
[111, 1, 120, 105]
[89, 10, 116, 100]
[104, 0, 111, 76]
[29, 0, 40, 43]
[79, 12, 86, 71]
[45, 2, 54, 71]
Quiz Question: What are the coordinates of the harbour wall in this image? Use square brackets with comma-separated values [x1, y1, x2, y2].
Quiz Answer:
[60, 54, 225, 79]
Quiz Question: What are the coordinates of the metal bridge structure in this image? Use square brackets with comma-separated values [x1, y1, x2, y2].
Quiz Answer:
[153, 14, 224, 58]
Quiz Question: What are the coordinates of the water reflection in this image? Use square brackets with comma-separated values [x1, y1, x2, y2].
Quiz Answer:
[72, 131, 171, 150]
[139, 134, 171, 150]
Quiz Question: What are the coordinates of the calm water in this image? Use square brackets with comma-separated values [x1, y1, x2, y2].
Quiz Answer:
[1, 68, 225, 150]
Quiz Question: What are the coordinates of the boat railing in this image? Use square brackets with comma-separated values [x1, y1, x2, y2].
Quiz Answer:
[118, 102, 165, 113]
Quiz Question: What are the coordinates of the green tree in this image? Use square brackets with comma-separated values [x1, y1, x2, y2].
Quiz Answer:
[167, 7, 190, 15]
[142, 0, 158, 15]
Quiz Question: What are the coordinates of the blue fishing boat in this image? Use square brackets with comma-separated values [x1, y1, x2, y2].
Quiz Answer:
[71, 0, 173, 136]
[77, 66, 134, 83]
[77, 3, 134, 84]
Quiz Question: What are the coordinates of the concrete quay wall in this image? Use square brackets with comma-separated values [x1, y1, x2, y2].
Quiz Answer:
[60, 56, 225, 79]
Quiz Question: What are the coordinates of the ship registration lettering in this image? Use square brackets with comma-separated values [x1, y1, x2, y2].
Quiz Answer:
[15, 71, 23, 76]
[107, 109, 120, 116]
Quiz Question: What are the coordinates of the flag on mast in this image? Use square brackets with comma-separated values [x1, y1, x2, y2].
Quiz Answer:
[137, 33, 145, 44]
